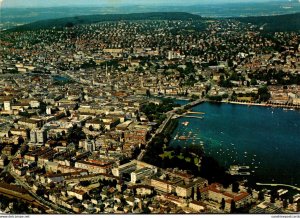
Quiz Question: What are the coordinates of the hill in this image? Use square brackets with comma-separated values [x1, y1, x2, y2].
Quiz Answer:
[234, 12, 300, 32]
[8, 12, 203, 32]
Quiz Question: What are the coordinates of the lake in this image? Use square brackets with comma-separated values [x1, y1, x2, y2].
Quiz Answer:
[169, 102, 300, 186]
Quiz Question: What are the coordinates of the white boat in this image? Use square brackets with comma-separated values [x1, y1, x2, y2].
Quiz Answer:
[182, 121, 189, 126]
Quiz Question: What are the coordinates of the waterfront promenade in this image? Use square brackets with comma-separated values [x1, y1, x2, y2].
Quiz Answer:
[256, 183, 300, 192]
[138, 98, 204, 161]
[222, 100, 300, 109]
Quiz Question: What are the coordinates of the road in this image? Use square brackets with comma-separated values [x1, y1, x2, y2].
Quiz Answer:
[2, 147, 72, 214]
[137, 98, 204, 161]
[0, 149, 21, 177]
[137, 113, 173, 161]
[11, 171, 72, 214]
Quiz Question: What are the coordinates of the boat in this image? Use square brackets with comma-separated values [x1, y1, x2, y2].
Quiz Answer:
[179, 136, 188, 140]
[239, 172, 251, 175]
[182, 121, 189, 126]
[239, 165, 250, 169]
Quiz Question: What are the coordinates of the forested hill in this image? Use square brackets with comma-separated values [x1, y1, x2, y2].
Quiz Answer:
[8, 12, 203, 32]
[234, 12, 300, 32]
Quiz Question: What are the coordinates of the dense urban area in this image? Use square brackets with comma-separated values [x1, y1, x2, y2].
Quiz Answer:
[0, 12, 300, 214]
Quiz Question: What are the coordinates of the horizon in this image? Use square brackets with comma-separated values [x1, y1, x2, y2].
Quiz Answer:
[0, 0, 291, 9]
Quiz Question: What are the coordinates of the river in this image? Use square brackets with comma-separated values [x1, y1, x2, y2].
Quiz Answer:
[169, 102, 300, 186]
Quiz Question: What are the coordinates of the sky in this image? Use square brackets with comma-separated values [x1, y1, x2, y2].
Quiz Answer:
[1, 0, 281, 8]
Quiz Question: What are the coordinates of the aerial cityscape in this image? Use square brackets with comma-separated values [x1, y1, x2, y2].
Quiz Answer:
[0, 0, 300, 215]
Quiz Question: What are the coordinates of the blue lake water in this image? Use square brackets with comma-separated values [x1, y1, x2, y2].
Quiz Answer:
[170, 102, 300, 186]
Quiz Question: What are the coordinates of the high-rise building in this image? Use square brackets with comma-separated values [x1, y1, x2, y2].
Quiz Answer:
[3, 101, 11, 111]
[46, 106, 52, 115]
[36, 129, 47, 143]
[30, 130, 37, 143]
[30, 128, 47, 144]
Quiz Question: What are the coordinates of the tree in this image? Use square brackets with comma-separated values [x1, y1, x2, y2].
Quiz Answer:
[250, 78, 257, 86]
[89, 125, 94, 131]
[283, 199, 288, 208]
[190, 94, 199, 101]
[231, 91, 237, 101]
[196, 187, 201, 201]
[142, 206, 151, 214]
[270, 189, 278, 203]
[191, 187, 195, 200]
[146, 89, 151, 97]
[220, 198, 225, 210]
[36, 188, 45, 197]
[270, 195, 275, 203]
[232, 182, 239, 193]
[18, 136, 24, 145]
[258, 86, 271, 102]
[80, 181, 91, 187]
[245, 187, 252, 196]
[230, 200, 236, 213]
[258, 190, 264, 201]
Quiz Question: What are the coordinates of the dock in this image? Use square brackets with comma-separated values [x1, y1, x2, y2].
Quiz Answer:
[228, 165, 251, 176]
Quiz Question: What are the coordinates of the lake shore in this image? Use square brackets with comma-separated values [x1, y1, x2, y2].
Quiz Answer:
[221, 100, 300, 110]
[158, 95, 300, 110]
[169, 101, 300, 186]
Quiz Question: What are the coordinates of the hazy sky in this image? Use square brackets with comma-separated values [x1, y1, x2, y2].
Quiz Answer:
[1, 0, 280, 8]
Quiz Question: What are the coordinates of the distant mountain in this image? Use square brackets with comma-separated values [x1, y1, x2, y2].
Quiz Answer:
[8, 12, 204, 32]
[234, 12, 300, 32]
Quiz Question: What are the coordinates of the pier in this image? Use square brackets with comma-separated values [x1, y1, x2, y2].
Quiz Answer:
[186, 111, 205, 115]
[184, 115, 204, 119]
[256, 183, 300, 192]
[172, 114, 204, 119]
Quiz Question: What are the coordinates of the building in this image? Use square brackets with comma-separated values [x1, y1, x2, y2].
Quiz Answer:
[200, 183, 252, 212]
[112, 160, 157, 179]
[18, 118, 42, 129]
[131, 167, 157, 184]
[75, 159, 114, 174]
[79, 139, 96, 152]
[189, 200, 206, 212]
[249, 202, 283, 213]
[0, 154, 8, 167]
[124, 129, 148, 147]
[112, 160, 137, 177]
[3, 101, 11, 111]
[30, 128, 47, 144]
